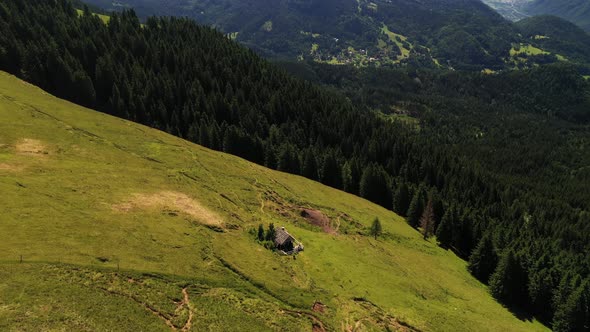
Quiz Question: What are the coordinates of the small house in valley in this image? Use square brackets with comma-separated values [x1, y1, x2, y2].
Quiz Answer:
[274, 227, 304, 255]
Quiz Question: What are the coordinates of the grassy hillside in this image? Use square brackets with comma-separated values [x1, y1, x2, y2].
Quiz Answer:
[0, 71, 549, 331]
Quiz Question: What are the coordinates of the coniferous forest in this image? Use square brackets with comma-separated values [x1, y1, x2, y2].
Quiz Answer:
[1, 0, 589, 330]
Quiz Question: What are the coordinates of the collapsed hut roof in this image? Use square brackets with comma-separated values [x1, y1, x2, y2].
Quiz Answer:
[274, 227, 294, 246]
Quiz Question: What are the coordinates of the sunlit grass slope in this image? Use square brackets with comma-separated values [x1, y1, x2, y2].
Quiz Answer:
[0, 72, 547, 331]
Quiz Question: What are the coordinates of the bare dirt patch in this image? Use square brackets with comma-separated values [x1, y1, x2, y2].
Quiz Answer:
[16, 138, 48, 156]
[0, 163, 22, 172]
[301, 209, 336, 234]
[113, 191, 224, 227]
[312, 301, 326, 313]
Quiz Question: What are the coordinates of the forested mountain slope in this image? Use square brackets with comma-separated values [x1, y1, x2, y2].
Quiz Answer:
[1, 0, 589, 330]
[516, 15, 590, 64]
[80, 0, 572, 71]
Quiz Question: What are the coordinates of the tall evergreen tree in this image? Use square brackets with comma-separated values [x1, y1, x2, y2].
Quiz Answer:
[468, 235, 497, 283]
[406, 188, 425, 228]
[436, 206, 454, 249]
[419, 199, 435, 240]
[370, 217, 383, 240]
[302, 149, 318, 180]
[489, 250, 528, 308]
[393, 182, 410, 216]
[359, 163, 391, 209]
[553, 279, 590, 332]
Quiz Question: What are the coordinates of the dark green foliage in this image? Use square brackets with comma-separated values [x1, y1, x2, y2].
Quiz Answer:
[553, 279, 590, 332]
[370, 217, 382, 240]
[393, 182, 410, 217]
[265, 223, 276, 242]
[468, 235, 497, 283]
[319, 153, 341, 189]
[257, 224, 265, 242]
[517, 15, 590, 65]
[359, 163, 391, 209]
[436, 207, 454, 249]
[406, 188, 425, 228]
[302, 149, 319, 181]
[489, 251, 529, 308]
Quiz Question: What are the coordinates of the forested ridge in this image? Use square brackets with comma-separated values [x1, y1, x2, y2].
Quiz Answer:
[0, 0, 589, 330]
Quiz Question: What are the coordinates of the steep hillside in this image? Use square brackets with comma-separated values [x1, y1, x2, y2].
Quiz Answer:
[525, 0, 590, 32]
[0, 71, 548, 331]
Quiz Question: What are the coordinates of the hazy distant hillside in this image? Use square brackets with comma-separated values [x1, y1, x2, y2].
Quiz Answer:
[483, 0, 590, 32]
[526, 0, 590, 31]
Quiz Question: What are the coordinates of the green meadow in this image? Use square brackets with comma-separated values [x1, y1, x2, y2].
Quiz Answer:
[0, 72, 548, 331]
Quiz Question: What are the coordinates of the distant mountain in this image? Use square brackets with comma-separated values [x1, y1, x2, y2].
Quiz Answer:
[525, 0, 590, 32]
[83, 0, 523, 70]
[483, 0, 590, 32]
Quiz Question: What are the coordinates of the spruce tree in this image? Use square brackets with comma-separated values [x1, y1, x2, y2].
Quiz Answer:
[257, 224, 265, 241]
[359, 164, 391, 209]
[406, 188, 424, 228]
[419, 199, 435, 239]
[265, 223, 276, 242]
[370, 217, 383, 240]
[302, 149, 318, 180]
[467, 235, 497, 283]
[553, 280, 590, 332]
[489, 250, 528, 307]
[393, 182, 410, 216]
[436, 207, 454, 249]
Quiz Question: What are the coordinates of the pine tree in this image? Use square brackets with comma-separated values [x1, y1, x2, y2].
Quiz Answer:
[553, 279, 590, 332]
[489, 250, 528, 307]
[419, 199, 435, 239]
[257, 224, 265, 241]
[370, 217, 382, 240]
[467, 235, 497, 283]
[359, 164, 391, 209]
[265, 223, 276, 242]
[320, 153, 341, 189]
[436, 207, 454, 249]
[393, 182, 410, 216]
[302, 149, 318, 180]
[406, 188, 424, 228]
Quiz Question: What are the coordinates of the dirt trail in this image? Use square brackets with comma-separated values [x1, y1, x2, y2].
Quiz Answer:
[96, 283, 194, 331]
[180, 288, 194, 332]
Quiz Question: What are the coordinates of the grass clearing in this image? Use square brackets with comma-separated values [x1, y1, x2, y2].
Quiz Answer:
[381, 24, 412, 61]
[76, 8, 110, 24]
[0, 71, 548, 331]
